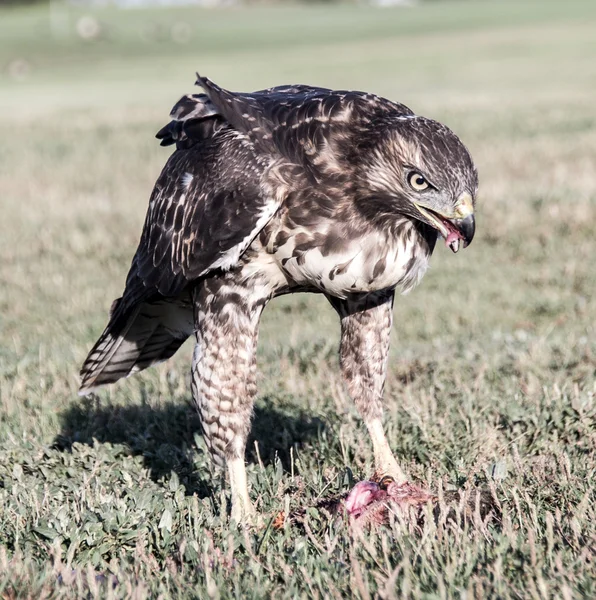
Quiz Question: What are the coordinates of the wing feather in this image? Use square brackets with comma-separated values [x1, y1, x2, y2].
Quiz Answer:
[155, 93, 223, 148]
[194, 74, 414, 178]
[126, 125, 277, 299]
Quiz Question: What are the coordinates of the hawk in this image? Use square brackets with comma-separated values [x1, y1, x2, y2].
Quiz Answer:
[79, 75, 477, 522]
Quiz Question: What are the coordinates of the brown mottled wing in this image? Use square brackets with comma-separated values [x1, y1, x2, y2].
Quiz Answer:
[128, 127, 275, 299]
[195, 75, 415, 179]
[155, 85, 330, 151]
[155, 93, 225, 150]
[79, 121, 276, 393]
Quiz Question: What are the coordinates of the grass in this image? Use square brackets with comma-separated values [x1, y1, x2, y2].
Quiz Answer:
[1, 0, 596, 597]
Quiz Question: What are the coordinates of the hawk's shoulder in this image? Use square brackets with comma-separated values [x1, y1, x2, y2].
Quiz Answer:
[196, 76, 414, 163]
[157, 77, 415, 183]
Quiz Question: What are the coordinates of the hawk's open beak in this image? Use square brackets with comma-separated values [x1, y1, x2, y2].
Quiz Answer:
[453, 214, 475, 246]
[413, 192, 475, 253]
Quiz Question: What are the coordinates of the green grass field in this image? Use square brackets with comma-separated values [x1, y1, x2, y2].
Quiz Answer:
[1, 1, 596, 597]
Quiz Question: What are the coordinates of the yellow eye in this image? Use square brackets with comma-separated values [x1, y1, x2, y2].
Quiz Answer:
[408, 172, 430, 191]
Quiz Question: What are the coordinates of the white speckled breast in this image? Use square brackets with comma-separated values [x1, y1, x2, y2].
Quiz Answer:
[272, 220, 432, 299]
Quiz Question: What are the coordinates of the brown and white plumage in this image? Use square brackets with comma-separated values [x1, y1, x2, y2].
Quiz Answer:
[80, 75, 478, 521]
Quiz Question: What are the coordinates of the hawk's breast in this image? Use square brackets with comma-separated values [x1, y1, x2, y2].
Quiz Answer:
[269, 219, 432, 298]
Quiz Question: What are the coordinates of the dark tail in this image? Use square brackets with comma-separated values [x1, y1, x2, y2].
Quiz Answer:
[79, 295, 193, 395]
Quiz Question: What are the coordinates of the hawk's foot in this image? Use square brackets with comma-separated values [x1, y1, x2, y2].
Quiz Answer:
[367, 418, 407, 484]
[228, 457, 258, 526]
[373, 455, 407, 485]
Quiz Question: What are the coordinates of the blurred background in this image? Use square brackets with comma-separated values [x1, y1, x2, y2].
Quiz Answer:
[0, 0, 596, 593]
[2, 0, 595, 352]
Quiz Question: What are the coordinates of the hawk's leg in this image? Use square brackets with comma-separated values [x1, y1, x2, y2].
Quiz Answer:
[191, 275, 270, 523]
[328, 291, 406, 483]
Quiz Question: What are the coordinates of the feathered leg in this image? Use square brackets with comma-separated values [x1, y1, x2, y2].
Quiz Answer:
[191, 274, 271, 523]
[328, 290, 406, 483]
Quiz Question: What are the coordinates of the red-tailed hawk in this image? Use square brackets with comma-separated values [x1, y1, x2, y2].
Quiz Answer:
[80, 75, 477, 522]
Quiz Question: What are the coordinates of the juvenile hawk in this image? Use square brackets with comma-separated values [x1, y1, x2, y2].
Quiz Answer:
[80, 75, 477, 521]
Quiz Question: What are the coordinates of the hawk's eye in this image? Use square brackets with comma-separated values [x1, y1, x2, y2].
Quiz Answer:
[408, 171, 430, 191]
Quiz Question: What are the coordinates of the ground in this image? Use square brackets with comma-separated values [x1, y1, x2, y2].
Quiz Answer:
[0, 1, 595, 597]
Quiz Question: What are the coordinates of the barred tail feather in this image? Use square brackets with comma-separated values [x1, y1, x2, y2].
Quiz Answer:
[79, 297, 193, 395]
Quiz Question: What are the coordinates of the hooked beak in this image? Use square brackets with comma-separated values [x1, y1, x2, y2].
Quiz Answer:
[413, 192, 475, 253]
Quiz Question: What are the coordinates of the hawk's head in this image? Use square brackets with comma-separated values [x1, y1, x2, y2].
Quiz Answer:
[356, 115, 478, 253]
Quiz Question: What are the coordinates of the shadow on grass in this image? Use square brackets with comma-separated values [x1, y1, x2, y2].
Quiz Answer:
[248, 396, 326, 471]
[54, 395, 324, 497]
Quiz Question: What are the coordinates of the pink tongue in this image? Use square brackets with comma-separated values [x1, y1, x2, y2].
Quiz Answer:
[445, 230, 462, 248]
